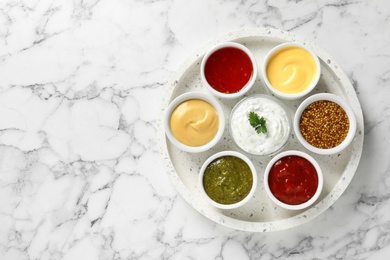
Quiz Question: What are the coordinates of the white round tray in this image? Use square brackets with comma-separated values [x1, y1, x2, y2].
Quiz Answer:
[158, 28, 364, 232]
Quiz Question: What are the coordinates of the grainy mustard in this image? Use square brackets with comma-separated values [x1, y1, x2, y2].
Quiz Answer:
[299, 100, 349, 149]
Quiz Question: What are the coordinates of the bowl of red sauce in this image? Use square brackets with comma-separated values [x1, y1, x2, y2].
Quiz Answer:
[264, 150, 323, 210]
[200, 42, 257, 99]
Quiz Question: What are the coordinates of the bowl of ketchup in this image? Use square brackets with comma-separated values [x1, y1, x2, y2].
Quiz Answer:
[200, 42, 257, 99]
[264, 150, 323, 210]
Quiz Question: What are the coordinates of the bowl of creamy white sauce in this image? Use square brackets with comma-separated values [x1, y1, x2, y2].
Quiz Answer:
[229, 94, 291, 156]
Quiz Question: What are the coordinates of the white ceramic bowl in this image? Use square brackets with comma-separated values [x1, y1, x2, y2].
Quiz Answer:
[164, 92, 225, 153]
[294, 93, 357, 155]
[262, 42, 321, 100]
[229, 94, 291, 156]
[264, 150, 323, 210]
[200, 42, 257, 99]
[199, 151, 257, 209]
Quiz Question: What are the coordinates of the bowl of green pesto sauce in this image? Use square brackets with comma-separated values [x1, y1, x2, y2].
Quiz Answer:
[199, 151, 257, 209]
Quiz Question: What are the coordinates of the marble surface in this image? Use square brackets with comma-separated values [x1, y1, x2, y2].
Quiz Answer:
[0, 0, 389, 259]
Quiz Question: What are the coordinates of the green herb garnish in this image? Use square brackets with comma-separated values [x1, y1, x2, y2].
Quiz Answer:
[248, 111, 267, 134]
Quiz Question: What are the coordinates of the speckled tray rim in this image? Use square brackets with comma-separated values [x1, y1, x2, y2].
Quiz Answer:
[158, 27, 364, 232]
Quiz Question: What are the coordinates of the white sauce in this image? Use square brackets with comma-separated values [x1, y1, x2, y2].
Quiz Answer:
[230, 95, 290, 155]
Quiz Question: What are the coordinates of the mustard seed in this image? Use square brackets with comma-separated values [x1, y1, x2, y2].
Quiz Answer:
[299, 100, 349, 149]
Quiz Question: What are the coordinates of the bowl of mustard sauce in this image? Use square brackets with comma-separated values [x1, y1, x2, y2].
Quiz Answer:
[262, 42, 321, 100]
[199, 151, 257, 209]
[164, 92, 225, 153]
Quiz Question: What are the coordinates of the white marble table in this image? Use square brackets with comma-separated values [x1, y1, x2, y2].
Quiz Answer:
[0, 0, 389, 259]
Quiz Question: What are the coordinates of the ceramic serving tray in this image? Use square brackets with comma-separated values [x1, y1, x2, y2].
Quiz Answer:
[158, 28, 364, 232]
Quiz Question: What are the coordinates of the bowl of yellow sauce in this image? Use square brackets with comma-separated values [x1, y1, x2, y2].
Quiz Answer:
[262, 42, 321, 100]
[164, 92, 225, 153]
[199, 151, 257, 209]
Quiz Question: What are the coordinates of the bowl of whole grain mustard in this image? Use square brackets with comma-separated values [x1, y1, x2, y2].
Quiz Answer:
[294, 93, 357, 155]
[199, 151, 257, 209]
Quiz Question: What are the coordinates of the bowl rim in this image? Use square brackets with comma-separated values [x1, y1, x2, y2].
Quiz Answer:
[263, 150, 324, 210]
[164, 92, 225, 153]
[200, 41, 258, 99]
[199, 150, 258, 210]
[293, 93, 357, 155]
[229, 94, 292, 156]
[262, 42, 321, 100]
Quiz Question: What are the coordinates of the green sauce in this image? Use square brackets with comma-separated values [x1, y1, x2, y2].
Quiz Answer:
[203, 156, 253, 205]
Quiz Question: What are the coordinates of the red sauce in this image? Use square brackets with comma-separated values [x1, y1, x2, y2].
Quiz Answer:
[268, 155, 318, 205]
[204, 47, 253, 94]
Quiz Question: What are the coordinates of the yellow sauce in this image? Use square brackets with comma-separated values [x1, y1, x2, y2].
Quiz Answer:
[170, 99, 219, 147]
[266, 46, 317, 94]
